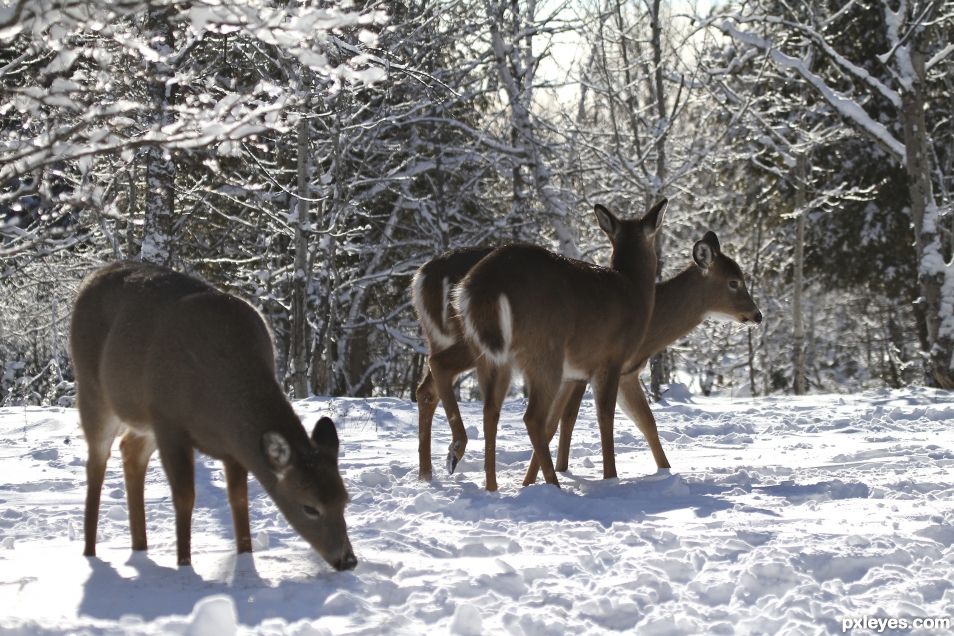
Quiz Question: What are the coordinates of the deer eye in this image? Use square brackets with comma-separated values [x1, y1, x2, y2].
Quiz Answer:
[729, 280, 740, 290]
[302, 505, 321, 519]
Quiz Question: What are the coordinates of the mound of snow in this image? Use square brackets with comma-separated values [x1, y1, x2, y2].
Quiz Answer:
[185, 595, 237, 636]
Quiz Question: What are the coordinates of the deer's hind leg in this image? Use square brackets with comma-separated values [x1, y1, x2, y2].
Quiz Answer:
[524, 380, 585, 484]
[427, 341, 477, 474]
[79, 388, 121, 558]
[555, 381, 587, 472]
[591, 367, 622, 479]
[120, 430, 156, 551]
[416, 363, 440, 480]
[521, 366, 563, 487]
[476, 360, 512, 492]
[155, 427, 196, 566]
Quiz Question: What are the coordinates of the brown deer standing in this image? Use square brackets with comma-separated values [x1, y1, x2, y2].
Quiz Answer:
[413, 229, 760, 489]
[412, 246, 494, 480]
[523, 230, 762, 484]
[71, 262, 357, 570]
[452, 200, 667, 489]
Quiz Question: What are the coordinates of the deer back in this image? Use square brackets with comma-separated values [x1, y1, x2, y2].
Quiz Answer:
[411, 246, 494, 352]
[454, 200, 666, 376]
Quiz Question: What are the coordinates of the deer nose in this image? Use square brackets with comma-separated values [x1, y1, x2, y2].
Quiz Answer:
[334, 550, 358, 571]
[753, 310, 763, 324]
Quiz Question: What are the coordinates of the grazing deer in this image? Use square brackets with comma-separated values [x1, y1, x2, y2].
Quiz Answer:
[71, 262, 357, 570]
[453, 200, 667, 489]
[523, 230, 762, 484]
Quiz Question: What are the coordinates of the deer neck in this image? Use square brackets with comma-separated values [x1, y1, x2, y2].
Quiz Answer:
[642, 266, 708, 360]
[229, 382, 309, 488]
[610, 249, 658, 301]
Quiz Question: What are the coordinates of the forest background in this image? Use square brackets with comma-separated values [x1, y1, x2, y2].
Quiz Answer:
[2, 0, 952, 406]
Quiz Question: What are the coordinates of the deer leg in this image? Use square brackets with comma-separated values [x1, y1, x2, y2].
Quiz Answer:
[618, 373, 670, 469]
[79, 392, 120, 558]
[523, 381, 583, 485]
[415, 362, 440, 481]
[522, 371, 561, 487]
[156, 432, 196, 566]
[476, 361, 512, 492]
[592, 368, 621, 479]
[556, 381, 587, 472]
[428, 341, 476, 474]
[120, 431, 156, 552]
[223, 458, 252, 554]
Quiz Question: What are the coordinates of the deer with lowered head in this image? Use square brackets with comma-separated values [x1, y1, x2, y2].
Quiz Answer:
[71, 261, 357, 570]
[412, 230, 760, 488]
[450, 199, 667, 489]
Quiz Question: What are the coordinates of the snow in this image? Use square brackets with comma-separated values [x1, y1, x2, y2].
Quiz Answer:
[1, 389, 954, 634]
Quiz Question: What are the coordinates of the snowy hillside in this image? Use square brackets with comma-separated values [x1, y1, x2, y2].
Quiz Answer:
[1, 389, 953, 634]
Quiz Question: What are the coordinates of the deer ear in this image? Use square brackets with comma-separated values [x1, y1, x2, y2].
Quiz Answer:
[593, 204, 620, 238]
[262, 432, 291, 471]
[311, 416, 340, 455]
[702, 230, 721, 253]
[693, 239, 715, 271]
[642, 198, 667, 237]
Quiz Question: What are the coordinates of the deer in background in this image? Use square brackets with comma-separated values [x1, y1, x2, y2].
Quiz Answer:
[452, 200, 667, 489]
[523, 230, 762, 484]
[412, 246, 496, 480]
[413, 228, 760, 489]
[71, 262, 357, 570]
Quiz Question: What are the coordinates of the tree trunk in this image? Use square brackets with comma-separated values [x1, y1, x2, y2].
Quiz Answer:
[900, 44, 954, 389]
[748, 207, 764, 396]
[793, 154, 807, 394]
[647, 0, 671, 400]
[289, 116, 311, 399]
[140, 6, 176, 265]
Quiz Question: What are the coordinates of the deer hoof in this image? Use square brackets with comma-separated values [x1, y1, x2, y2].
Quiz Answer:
[446, 441, 463, 474]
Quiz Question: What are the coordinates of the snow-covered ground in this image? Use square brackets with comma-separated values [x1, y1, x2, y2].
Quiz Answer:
[1, 388, 953, 634]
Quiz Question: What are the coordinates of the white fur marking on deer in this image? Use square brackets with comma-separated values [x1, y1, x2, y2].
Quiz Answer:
[562, 360, 589, 381]
[440, 277, 452, 333]
[412, 270, 456, 351]
[496, 295, 514, 360]
[72, 261, 357, 570]
[452, 285, 512, 367]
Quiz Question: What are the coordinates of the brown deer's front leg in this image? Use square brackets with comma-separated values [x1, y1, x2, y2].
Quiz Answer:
[617, 374, 670, 469]
[223, 458, 252, 554]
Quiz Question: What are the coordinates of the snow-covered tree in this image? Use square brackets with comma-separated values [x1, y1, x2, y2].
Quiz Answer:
[710, 0, 954, 388]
